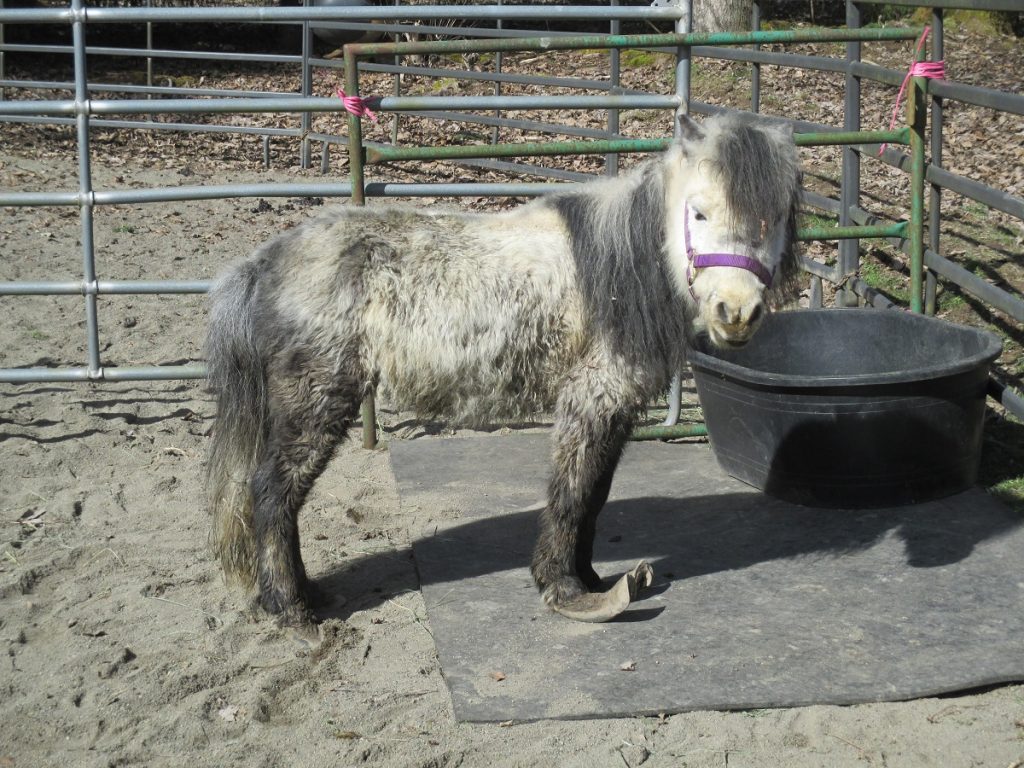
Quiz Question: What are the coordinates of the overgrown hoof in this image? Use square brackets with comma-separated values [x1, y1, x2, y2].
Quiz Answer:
[284, 617, 322, 648]
[537, 572, 588, 608]
[550, 561, 653, 623]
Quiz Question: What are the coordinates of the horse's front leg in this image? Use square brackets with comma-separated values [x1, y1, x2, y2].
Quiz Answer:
[531, 379, 635, 608]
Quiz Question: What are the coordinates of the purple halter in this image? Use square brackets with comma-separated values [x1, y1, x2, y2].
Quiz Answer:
[683, 202, 774, 300]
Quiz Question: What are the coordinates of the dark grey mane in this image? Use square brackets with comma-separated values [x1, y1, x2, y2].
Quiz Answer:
[547, 159, 686, 374]
[711, 114, 803, 302]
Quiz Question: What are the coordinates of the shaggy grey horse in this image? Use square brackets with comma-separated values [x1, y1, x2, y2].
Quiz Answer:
[206, 113, 802, 627]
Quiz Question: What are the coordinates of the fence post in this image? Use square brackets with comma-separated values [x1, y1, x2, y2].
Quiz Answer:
[606, 0, 621, 177]
[71, 0, 102, 379]
[750, 0, 760, 113]
[300, 0, 313, 169]
[391, 0, 402, 148]
[926, 8, 943, 316]
[145, 0, 154, 93]
[838, 0, 862, 308]
[0, 0, 5, 103]
[908, 37, 927, 315]
[674, 0, 692, 119]
[344, 46, 377, 448]
[663, 0, 692, 429]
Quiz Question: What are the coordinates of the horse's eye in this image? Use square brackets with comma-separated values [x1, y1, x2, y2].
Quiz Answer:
[693, 210, 706, 222]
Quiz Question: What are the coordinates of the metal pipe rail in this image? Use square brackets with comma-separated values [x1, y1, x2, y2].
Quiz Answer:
[0, 93, 681, 117]
[337, 25, 927, 445]
[0, 18, 928, 392]
[346, 27, 922, 58]
[780, 0, 1024, 422]
[0, 5, 688, 24]
[1, 1, 1019, 436]
[855, 0, 1021, 10]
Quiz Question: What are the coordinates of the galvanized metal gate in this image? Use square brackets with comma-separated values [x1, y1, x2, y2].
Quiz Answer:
[1, 0, 1021, 429]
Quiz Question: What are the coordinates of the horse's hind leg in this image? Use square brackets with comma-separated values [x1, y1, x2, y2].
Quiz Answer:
[252, 347, 363, 626]
[531, 373, 635, 607]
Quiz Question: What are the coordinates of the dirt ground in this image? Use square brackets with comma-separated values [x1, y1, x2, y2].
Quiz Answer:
[4, 20, 1024, 764]
[3, 138, 1024, 768]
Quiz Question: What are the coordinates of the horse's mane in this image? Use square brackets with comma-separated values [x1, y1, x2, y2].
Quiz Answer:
[709, 112, 802, 305]
[547, 157, 685, 372]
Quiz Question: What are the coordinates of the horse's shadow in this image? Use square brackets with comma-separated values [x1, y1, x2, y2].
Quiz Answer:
[311, 486, 1023, 622]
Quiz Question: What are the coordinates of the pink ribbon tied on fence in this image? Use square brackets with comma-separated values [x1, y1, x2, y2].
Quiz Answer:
[878, 27, 945, 156]
[336, 88, 378, 122]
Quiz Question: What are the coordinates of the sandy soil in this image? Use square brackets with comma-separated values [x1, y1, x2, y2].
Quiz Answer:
[3, 151, 1024, 768]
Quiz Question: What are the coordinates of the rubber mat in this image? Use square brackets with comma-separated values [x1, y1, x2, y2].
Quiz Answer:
[390, 434, 1024, 722]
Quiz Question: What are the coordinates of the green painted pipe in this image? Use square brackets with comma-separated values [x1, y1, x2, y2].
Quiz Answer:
[367, 137, 671, 164]
[349, 28, 924, 59]
[631, 423, 709, 441]
[797, 222, 907, 241]
[366, 131, 912, 166]
[345, 46, 379, 450]
[794, 127, 909, 147]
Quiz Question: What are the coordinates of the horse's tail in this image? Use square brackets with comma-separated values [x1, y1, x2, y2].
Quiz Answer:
[204, 260, 268, 588]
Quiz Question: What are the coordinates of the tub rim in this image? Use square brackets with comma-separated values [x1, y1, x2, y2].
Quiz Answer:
[686, 308, 1003, 389]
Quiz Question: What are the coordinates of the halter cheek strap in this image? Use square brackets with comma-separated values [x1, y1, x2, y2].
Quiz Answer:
[683, 202, 775, 300]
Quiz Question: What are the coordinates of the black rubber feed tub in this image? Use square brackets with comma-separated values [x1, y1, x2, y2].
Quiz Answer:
[689, 309, 1002, 508]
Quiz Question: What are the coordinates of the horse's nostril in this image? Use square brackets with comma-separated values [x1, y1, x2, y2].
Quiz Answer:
[715, 301, 732, 325]
[747, 302, 764, 326]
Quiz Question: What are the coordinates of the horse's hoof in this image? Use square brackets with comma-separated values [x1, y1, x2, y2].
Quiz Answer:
[540, 574, 588, 607]
[285, 620, 323, 649]
[275, 603, 322, 649]
[551, 560, 653, 623]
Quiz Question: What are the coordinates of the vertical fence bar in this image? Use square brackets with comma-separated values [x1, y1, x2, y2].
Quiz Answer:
[675, 0, 692, 119]
[344, 48, 365, 206]
[300, 0, 313, 169]
[926, 8, 943, 316]
[491, 0, 503, 146]
[750, 0, 760, 113]
[908, 40, 927, 315]
[345, 46, 377, 448]
[145, 0, 153, 92]
[70, 0, 101, 378]
[606, 0, 621, 177]
[663, 0, 693, 428]
[391, 0, 401, 147]
[809, 275, 823, 308]
[0, 0, 5, 102]
[838, 0, 862, 308]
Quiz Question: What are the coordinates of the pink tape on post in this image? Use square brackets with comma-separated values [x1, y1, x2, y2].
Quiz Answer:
[878, 27, 945, 156]
[336, 88, 378, 122]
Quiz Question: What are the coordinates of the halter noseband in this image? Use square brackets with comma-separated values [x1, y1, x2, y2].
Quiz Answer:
[683, 202, 774, 301]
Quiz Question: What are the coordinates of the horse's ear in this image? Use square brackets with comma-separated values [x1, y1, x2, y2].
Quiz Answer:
[676, 113, 705, 145]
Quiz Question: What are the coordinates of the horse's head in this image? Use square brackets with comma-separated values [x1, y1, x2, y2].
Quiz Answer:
[664, 113, 801, 349]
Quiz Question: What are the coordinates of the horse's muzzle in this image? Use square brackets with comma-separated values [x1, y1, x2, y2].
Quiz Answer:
[705, 296, 766, 348]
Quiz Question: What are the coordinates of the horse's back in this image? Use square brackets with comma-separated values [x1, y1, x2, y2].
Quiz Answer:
[358, 203, 588, 421]
[231, 201, 589, 422]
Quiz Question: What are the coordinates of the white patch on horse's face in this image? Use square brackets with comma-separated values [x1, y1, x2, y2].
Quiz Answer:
[663, 146, 786, 349]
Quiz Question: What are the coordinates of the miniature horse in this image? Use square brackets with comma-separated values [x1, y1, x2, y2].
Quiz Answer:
[205, 113, 802, 626]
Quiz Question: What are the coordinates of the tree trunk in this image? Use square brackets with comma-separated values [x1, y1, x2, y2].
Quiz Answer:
[694, 0, 752, 33]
